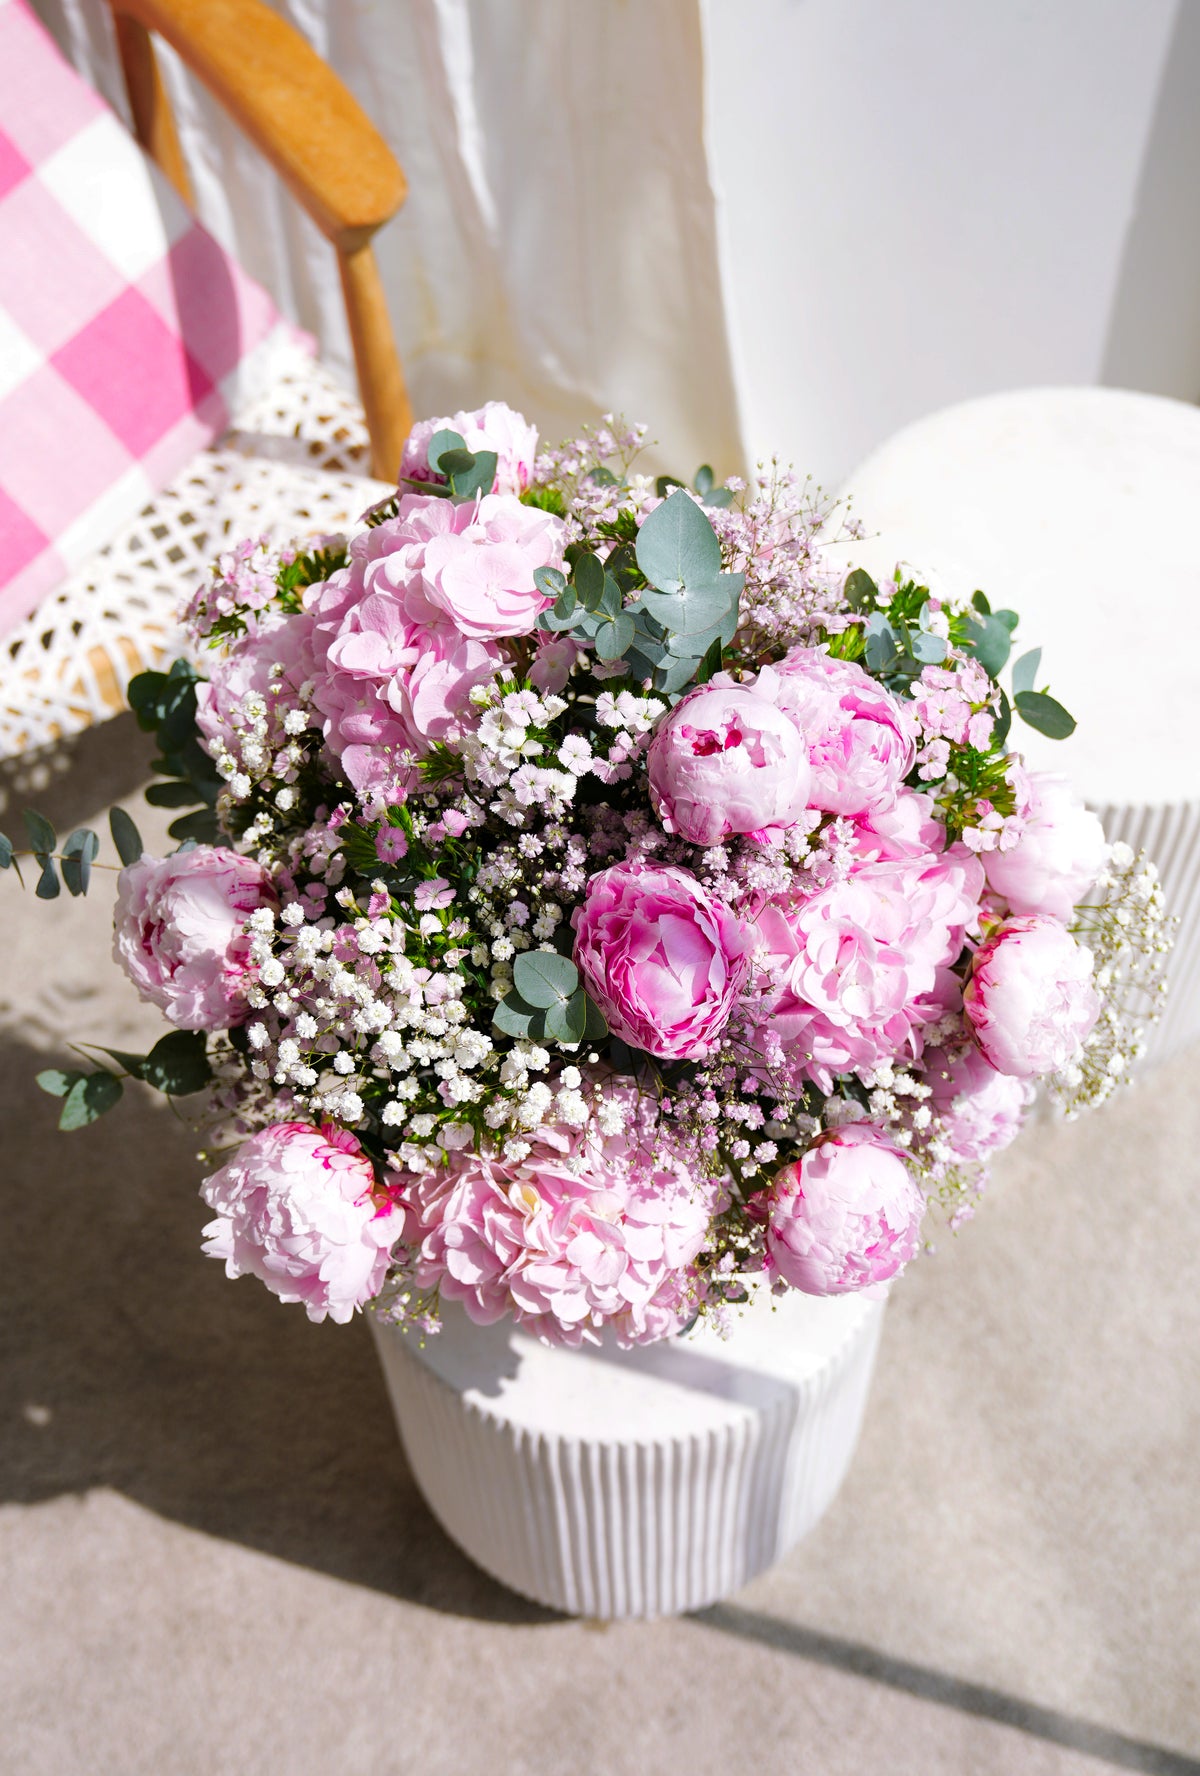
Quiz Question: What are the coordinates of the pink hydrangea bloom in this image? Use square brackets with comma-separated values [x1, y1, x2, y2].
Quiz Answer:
[397, 1092, 719, 1346]
[764, 1123, 925, 1296]
[194, 607, 315, 764]
[983, 771, 1107, 923]
[200, 1122, 402, 1323]
[419, 492, 565, 640]
[751, 849, 984, 1089]
[850, 788, 945, 862]
[307, 498, 508, 800]
[923, 1043, 1033, 1165]
[400, 401, 539, 496]
[964, 915, 1100, 1079]
[112, 846, 277, 1030]
[768, 650, 916, 815]
[646, 681, 811, 845]
[572, 863, 753, 1060]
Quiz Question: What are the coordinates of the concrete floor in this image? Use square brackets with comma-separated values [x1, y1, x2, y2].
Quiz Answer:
[1, 717, 1197, 1776]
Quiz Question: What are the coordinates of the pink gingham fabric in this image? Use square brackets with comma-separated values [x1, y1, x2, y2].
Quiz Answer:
[0, 0, 298, 634]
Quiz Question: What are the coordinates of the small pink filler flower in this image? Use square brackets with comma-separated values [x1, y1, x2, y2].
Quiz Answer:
[112, 846, 277, 1030]
[765, 1123, 925, 1296]
[964, 915, 1100, 1079]
[572, 863, 752, 1060]
[201, 1122, 402, 1323]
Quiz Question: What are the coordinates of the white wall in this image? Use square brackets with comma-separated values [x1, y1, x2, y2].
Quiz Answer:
[701, 0, 1199, 485]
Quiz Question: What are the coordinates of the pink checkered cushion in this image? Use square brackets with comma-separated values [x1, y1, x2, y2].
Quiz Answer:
[0, 0, 300, 634]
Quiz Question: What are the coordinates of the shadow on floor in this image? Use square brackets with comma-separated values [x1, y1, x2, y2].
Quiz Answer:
[0, 1023, 558, 1626]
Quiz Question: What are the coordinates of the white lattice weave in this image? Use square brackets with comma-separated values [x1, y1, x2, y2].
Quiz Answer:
[0, 345, 395, 758]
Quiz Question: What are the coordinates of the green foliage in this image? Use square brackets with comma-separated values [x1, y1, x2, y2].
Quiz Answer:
[128, 658, 223, 840]
[36, 1066, 124, 1131]
[138, 1030, 212, 1096]
[1015, 690, 1076, 739]
[0, 831, 13, 872]
[492, 952, 607, 1047]
[276, 544, 348, 608]
[520, 484, 567, 516]
[60, 828, 99, 897]
[1011, 647, 1041, 696]
[109, 807, 144, 866]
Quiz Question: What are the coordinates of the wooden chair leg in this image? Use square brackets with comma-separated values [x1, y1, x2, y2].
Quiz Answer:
[338, 241, 412, 483]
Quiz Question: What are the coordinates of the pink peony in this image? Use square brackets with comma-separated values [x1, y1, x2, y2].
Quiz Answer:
[200, 1122, 402, 1323]
[769, 649, 916, 815]
[751, 849, 984, 1089]
[646, 681, 811, 845]
[419, 492, 565, 640]
[923, 1043, 1033, 1164]
[964, 916, 1100, 1079]
[307, 497, 507, 800]
[984, 771, 1107, 923]
[399, 400, 539, 496]
[764, 1123, 925, 1296]
[112, 846, 277, 1030]
[194, 607, 315, 764]
[397, 1091, 719, 1346]
[572, 863, 753, 1059]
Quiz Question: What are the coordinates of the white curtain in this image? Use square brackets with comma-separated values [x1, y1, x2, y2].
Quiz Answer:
[31, 0, 1200, 488]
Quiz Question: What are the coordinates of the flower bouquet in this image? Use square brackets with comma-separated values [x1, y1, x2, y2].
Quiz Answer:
[7, 400, 1171, 1611]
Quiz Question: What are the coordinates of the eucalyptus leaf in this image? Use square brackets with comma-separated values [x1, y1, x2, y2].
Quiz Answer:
[533, 566, 568, 600]
[574, 552, 606, 609]
[448, 449, 498, 502]
[993, 686, 1013, 751]
[96, 1047, 148, 1077]
[655, 474, 685, 499]
[139, 1030, 211, 1096]
[61, 828, 99, 897]
[1011, 647, 1042, 696]
[655, 654, 701, 694]
[513, 949, 579, 1009]
[594, 612, 636, 661]
[1015, 690, 1076, 739]
[844, 568, 878, 613]
[582, 995, 609, 1040]
[694, 634, 724, 684]
[995, 609, 1020, 633]
[426, 428, 466, 473]
[693, 464, 714, 496]
[971, 590, 991, 616]
[0, 832, 11, 869]
[59, 1070, 123, 1131]
[36, 1068, 84, 1098]
[492, 992, 537, 1038]
[545, 992, 586, 1045]
[22, 809, 56, 855]
[964, 613, 1012, 678]
[635, 489, 722, 593]
[169, 808, 221, 844]
[702, 487, 735, 509]
[910, 630, 947, 664]
[109, 807, 144, 866]
[635, 580, 736, 636]
[35, 857, 60, 900]
[588, 466, 619, 486]
[144, 781, 204, 808]
[597, 575, 623, 619]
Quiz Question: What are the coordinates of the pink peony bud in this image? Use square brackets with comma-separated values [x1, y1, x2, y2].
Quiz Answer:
[201, 1122, 402, 1323]
[571, 862, 753, 1060]
[964, 915, 1100, 1078]
[646, 681, 811, 845]
[984, 771, 1107, 923]
[764, 1123, 925, 1296]
[399, 400, 539, 496]
[112, 846, 277, 1030]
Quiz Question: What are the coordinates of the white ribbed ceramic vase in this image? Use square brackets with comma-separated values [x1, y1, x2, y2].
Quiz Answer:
[370, 1288, 884, 1618]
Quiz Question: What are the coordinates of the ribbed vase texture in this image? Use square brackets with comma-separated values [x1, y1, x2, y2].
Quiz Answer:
[371, 1289, 884, 1619]
[1094, 797, 1200, 1063]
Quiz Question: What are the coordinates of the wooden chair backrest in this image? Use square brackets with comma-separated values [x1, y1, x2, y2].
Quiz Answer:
[106, 0, 411, 480]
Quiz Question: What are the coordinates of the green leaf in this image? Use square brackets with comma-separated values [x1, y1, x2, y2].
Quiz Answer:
[910, 630, 946, 664]
[994, 609, 1020, 633]
[533, 566, 567, 601]
[864, 615, 900, 672]
[447, 449, 498, 502]
[694, 634, 724, 685]
[635, 489, 722, 593]
[61, 828, 100, 897]
[0, 832, 11, 869]
[1015, 690, 1076, 740]
[655, 654, 701, 695]
[23, 809, 56, 855]
[702, 488, 735, 509]
[545, 991, 587, 1045]
[634, 579, 738, 637]
[693, 464, 714, 496]
[1011, 647, 1042, 696]
[35, 856, 60, 900]
[582, 995, 609, 1041]
[109, 807, 144, 866]
[594, 612, 636, 661]
[95, 1047, 148, 1077]
[144, 781, 205, 808]
[574, 552, 606, 610]
[427, 428, 466, 474]
[37, 1068, 85, 1098]
[844, 568, 878, 613]
[139, 1030, 211, 1096]
[168, 808, 221, 844]
[971, 590, 991, 616]
[964, 613, 1012, 678]
[588, 466, 619, 487]
[513, 949, 579, 1009]
[655, 474, 686, 499]
[993, 686, 1013, 751]
[59, 1070, 123, 1131]
[492, 992, 538, 1038]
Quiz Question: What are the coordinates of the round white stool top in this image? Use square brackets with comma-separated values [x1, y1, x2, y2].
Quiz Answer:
[840, 387, 1200, 808]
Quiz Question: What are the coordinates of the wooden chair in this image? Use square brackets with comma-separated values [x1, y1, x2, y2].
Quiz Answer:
[1, 0, 411, 758]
